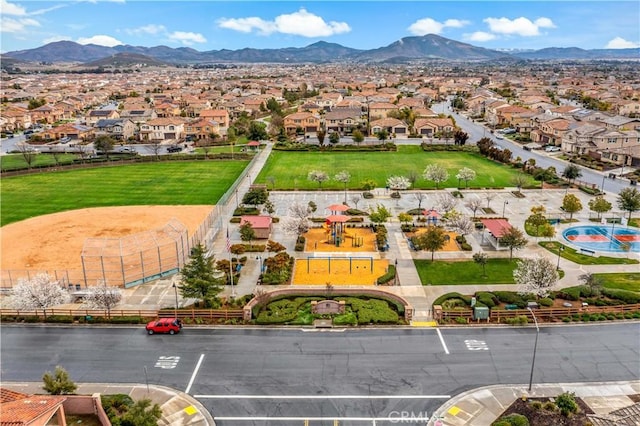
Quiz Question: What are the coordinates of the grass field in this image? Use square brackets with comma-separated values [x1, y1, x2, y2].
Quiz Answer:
[1, 160, 249, 226]
[539, 241, 639, 265]
[0, 153, 79, 171]
[256, 146, 537, 190]
[594, 273, 640, 292]
[414, 258, 519, 285]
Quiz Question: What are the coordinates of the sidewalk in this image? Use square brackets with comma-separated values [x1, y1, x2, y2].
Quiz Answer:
[4, 382, 215, 426]
[428, 380, 640, 426]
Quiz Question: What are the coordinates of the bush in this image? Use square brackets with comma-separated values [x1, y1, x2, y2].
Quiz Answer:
[345, 208, 368, 216]
[505, 315, 529, 325]
[294, 243, 305, 251]
[492, 414, 529, 426]
[601, 288, 640, 304]
[529, 401, 543, 410]
[433, 292, 471, 307]
[562, 317, 572, 323]
[376, 265, 396, 285]
[296, 235, 306, 244]
[493, 291, 527, 308]
[109, 316, 142, 324]
[461, 242, 472, 251]
[455, 317, 468, 324]
[543, 401, 557, 412]
[333, 312, 357, 326]
[233, 206, 260, 216]
[46, 315, 74, 323]
[475, 291, 498, 308]
[337, 297, 399, 324]
[556, 392, 578, 416]
[363, 191, 374, 199]
[538, 297, 554, 307]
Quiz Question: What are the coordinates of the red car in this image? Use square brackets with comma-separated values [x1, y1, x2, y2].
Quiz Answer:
[145, 318, 183, 335]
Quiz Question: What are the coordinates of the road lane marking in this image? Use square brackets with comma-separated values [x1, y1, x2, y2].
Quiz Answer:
[436, 328, 450, 355]
[464, 339, 489, 351]
[195, 394, 451, 399]
[154, 355, 180, 369]
[185, 353, 204, 394]
[412, 321, 437, 327]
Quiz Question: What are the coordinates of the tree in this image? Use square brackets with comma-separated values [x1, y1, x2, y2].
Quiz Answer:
[369, 204, 392, 225]
[617, 187, 640, 222]
[423, 164, 449, 189]
[308, 200, 317, 214]
[376, 129, 389, 142]
[239, 221, 256, 246]
[350, 194, 361, 209]
[328, 132, 340, 145]
[562, 193, 583, 220]
[511, 174, 528, 193]
[526, 205, 548, 237]
[579, 272, 603, 297]
[121, 398, 162, 426]
[588, 196, 612, 219]
[248, 121, 268, 140]
[437, 193, 457, 213]
[473, 252, 488, 278]
[484, 192, 496, 209]
[500, 226, 528, 260]
[263, 199, 275, 217]
[335, 170, 351, 203]
[178, 243, 224, 308]
[455, 167, 476, 188]
[266, 176, 276, 190]
[414, 192, 426, 209]
[514, 256, 559, 298]
[453, 130, 469, 146]
[317, 129, 326, 145]
[562, 164, 582, 189]
[466, 198, 482, 219]
[83, 282, 122, 318]
[15, 141, 38, 169]
[352, 129, 364, 145]
[361, 179, 376, 191]
[11, 273, 70, 318]
[94, 135, 115, 159]
[42, 366, 77, 395]
[281, 203, 312, 236]
[242, 187, 268, 207]
[398, 212, 413, 225]
[308, 170, 329, 188]
[414, 226, 448, 261]
[448, 215, 474, 237]
[407, 170, 419, 187]
[149, 140, 162, 159]
[386, 175, 411, 192]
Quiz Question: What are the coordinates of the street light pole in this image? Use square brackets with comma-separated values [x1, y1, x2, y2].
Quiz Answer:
[601, 172, 606, 193]
[527, 307, 540, 392]
[172, 282, 179, 315]
[556, 246, 564, 270]
[502, 200, 509, 218]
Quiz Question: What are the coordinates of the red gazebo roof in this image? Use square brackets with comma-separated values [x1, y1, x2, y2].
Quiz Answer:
[326, 214, 349, 223]
[422, 209, 441, 218]
[327, 204, 349, 212]
[247, 140, 260, 146]
[480, 218, 512, 238]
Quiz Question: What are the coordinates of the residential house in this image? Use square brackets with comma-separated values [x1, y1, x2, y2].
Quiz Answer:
[530, 118, 573, 146]
[284, 112, 321, 134]
[370, 117, 408, 136]
[602, 116, 640, 131]
[0, 107, 32, 131]
[324, 108, 365, 135]
[200, 109, 230, 128]
[314, 93, 343, 111]
[414, 117, 455, 137]
[41, 123, 94, 142]
[86, 109, 120, 126]
[120, 109, 157, 126]
[368, 102, 398, 120]
[184, 118, 223, 142]
[94, 118, 136, 141]
[139, 117, 185, 141]
[298, 102, 322, 115]
[30, 104, 63, 124]
[484, 100, 510, 127]
[0, 387, 67, 426]
[154, 101, 181, 118]
[618, 100, 640, 117]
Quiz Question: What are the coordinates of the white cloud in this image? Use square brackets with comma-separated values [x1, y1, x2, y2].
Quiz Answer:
[408, 17, 470, 36]
[605, 37, 640, 49]
[125, 24, 166, 35]
[77, 35, 123, 47]
[466, 31, 496, 42]
[218, 8, 350, 38]
[1, 17, 40, 33]
[484, 16, 555, 37]
[1, 0, 27, 16]
[42, 35, 71, 44]
[168, 31, 206, 46]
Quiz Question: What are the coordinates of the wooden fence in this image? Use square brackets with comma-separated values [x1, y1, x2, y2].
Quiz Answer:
[0, 308, 244, 320]
[438, 303, 640, 323]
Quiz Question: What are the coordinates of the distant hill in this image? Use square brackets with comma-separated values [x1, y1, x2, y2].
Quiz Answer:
[81, 52, 168, 68]
[4, 35, 639, 65]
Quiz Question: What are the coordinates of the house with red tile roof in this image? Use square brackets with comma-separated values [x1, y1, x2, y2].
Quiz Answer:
[414, 117, 455, 137]
[0, 388, 67, 426]
[199, 109, 230, 128]
[370, 117, 408, 136]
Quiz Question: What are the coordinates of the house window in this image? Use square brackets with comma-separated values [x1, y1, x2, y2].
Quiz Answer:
[608, 138, 617, 144]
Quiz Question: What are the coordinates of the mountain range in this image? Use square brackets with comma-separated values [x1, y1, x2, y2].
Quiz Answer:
[4, 34, 639, 66]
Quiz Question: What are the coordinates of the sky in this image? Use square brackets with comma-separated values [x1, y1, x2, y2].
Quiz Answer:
[1, 0, 639, 54]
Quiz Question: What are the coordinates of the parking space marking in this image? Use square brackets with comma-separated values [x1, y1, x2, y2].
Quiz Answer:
[464, 339, 489, 351]
[185, 353, 205, 394]
[436, 328, 450, 355]
[154, 355, 180, 369]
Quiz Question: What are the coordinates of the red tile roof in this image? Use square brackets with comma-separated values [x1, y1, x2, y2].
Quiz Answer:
[240, 215, 272, 229]
[0, 388, 66, 425]
[480, 219, 513, 238]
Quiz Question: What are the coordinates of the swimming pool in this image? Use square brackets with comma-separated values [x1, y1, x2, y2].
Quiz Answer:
[562, 225, 640, 253]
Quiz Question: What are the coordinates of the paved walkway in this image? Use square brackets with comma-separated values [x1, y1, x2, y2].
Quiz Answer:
[4, 382, 215, 426]
[429, 380, 640, 426]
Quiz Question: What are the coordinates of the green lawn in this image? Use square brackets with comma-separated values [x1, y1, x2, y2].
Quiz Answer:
[539, 241, 639, 265]
[594, 273, 640, 292]
[0, 153, 79, 171]
[256, 146, 537, 190]
[1, 161, 249, 226]
[414, 258, 519, 285]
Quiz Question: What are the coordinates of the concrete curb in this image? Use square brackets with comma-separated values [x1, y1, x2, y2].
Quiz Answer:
[428, 380, 640, 426]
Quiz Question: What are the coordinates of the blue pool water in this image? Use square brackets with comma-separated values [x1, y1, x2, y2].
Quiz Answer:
[562, 225, 640, 253]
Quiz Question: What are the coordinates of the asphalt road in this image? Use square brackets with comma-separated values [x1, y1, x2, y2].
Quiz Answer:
[433, 100, 633, 195]
[2, 324, 639, 425]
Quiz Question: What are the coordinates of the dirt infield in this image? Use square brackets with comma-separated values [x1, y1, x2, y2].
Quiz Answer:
[1, 205, 214, 272]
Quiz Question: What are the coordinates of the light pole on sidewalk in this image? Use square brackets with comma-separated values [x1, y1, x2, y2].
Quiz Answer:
[556, 245, 564, 270]
[527, 307, 540, 392]
[172, 282, 179, 315]
[502, 200, 509, 218]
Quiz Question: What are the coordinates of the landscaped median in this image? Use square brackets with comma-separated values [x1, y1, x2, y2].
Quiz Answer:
[433, 285, 640, 325]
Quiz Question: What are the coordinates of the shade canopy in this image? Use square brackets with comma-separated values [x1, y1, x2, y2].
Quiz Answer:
[326, 214, 349, 223]
[480, 218, 512, 238]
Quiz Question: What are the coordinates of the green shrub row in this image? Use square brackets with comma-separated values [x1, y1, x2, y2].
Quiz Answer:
[433, 292, 472, 307]
[337, 297, 399, 324]
[376, 265, 396, 285]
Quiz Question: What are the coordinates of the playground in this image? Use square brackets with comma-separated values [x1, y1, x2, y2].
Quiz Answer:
[304, 226, 377, 252]
[291, 257, 389, 286]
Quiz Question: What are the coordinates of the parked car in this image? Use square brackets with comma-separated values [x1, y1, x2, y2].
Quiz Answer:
[545, 146, 561, 152]
[60, 137, 71, 144]
[145, 318, 183, 335]
[167, 145, 182, 153]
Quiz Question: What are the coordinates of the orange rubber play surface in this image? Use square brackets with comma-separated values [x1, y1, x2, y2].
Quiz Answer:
[304, 227, 378, 252]
[292, 258, 389, 286]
